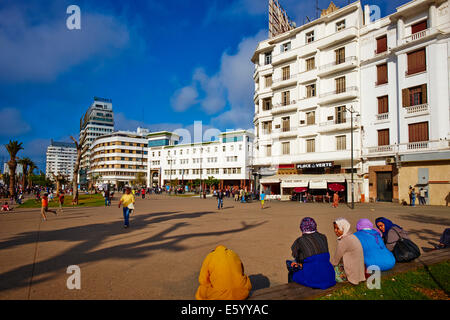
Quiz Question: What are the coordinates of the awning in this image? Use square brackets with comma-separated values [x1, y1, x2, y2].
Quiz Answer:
[309, 180, 327, 189]
[261, 177, 281, 184]
[281, 181, 308, 188]
[294, 187, 308, 193]
[328, 183, 345, 192]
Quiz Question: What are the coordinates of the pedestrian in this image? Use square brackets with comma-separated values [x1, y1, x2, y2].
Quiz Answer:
[419, 188, 426, 205]
[141, 187, 146, 199]
[411, 188, 416, 207]
[41, 193, 57, 221]
[260, 190, 265, 209]
[408, 186, 413, 205]
[104, 189, 110, 207]
[118, 187, 135, 228]
[332, 192, 339, 208]
[1, 202, 11, 212]
[58, 191, 65, 213]
[217, 189, 224, 210]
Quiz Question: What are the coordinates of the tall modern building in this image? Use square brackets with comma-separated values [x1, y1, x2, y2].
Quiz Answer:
[251, 0, 449, 204]
[88, 128, 149, 188]
[45, 140, 77, 182]
[79, 97, 115, 186]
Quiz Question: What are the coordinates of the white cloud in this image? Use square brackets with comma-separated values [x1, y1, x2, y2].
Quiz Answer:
[0, 108, 31, 136]
[0, 5, 131, 83]
[170, 85, 199, 112]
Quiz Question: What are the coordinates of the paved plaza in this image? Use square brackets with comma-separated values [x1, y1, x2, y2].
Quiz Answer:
[0, 195, 449, 300]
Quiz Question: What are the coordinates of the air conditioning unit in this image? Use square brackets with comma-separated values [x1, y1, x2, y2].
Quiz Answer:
[386, 158, 395, 164]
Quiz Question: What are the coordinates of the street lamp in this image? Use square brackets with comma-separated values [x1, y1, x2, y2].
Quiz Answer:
[344, 105, 360, 210]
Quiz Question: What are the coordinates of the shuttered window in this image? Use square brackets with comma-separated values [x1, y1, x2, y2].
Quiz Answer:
[282, 91, 290, 106]
[336, 77, 346, 93]
[403, 84, 427, 107]
[306, 57, 315, 71]
[282, 142, 290, 155]
[378, 96, 389, 114]
[336, 135, 346, 150]
[282, 117, 290, 132]
[306, 84, 316, 98]
[407, 49, 426, 75]
[378, 129, 390, 146]
[377, 64, 388, 85]
[266, 145, 272, 157]
[376, 35, 387, 54]
[411, 20, 427, 34]
[282, 66, 290, 80]
[306, 111, 315, 125]
[262, 98, 272, 111]
[335, 106, 346, 124]
[335, 47, 345, 64]
[306, 139, 315, 153]
[408, 122, 429, 142]
[265, 75, 272, 87]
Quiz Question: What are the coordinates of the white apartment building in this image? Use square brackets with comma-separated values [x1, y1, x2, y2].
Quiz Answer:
[45, 140, 77, 181]
[360, 0, 450, 205]
[147, 130, 255, 190]
[79, 97, 115, 185]
[252, 0, 450, 204]
[252, 1, 364, 201]
[88, 128, 149, 188]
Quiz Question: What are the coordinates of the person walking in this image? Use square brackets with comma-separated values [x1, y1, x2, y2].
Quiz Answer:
[408, 186, 413, 206]
[411, 188, 416, 207]
[118, 187, 135, 228]
[217, 189, 224, 210]
[260, 190, 266, 209]
[419, 188, 426, 205]
[141, 187, 146, 200]
[332, 192, 339, 208]
[41, 193, 57, 221]
[58, 191, 65, 213]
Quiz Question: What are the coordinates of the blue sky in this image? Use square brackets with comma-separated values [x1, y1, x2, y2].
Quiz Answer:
[0, 0, 408, 171]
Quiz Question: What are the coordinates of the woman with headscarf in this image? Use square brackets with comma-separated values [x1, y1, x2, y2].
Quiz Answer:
[195, 245, 252, 300]
[330, 218, 366, 284]
[375, 217, 410, 251]
[354, 219, 395, 271]
[288, 217, 336, 289]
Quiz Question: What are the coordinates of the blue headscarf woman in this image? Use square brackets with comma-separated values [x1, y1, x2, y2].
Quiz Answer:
[375, 217, 411, 252]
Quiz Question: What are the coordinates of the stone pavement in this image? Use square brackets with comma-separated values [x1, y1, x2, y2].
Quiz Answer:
[0, 194, 448, 300]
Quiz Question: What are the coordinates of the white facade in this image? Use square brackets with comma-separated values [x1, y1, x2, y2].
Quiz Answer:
[45, 141, 77, 181]
[88, 128, 149, 187]
[147, 131, 255, 189]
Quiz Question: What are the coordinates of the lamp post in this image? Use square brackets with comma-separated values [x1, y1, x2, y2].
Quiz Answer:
[344, 105, 360, 210]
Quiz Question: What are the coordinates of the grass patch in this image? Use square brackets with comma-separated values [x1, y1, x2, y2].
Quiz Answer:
[18, 193, 106, 208]
[319, 261, 450, 300]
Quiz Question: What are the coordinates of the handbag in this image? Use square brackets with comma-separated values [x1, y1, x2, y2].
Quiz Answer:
[391, 228, 421, 262]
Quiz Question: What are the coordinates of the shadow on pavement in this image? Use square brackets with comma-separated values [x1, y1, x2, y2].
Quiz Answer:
[249, 274, 271, 292]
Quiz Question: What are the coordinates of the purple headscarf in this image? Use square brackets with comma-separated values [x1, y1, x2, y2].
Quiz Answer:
[300, 217, 317, 233]
[356, 219, 383, 245]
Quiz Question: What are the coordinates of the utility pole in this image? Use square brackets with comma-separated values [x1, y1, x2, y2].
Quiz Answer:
[345, 105, 359, 210]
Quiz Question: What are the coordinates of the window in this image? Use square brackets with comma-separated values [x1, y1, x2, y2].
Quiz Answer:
[265, 75, 272, 87]
[336, 20, 346, 31]
[335, 77, 346, 94]
[282, 117, 290, 132]
[306, 111, 315, 125]
[411, 20, 427, 34]
[335, 47, 345, 64]
[378, 96, 389, 114]
[306, 31, 315, 43]
[306, 57, 315, 71]
[282, 91, 290, 106]
[378, 129, 390, 146]
[336, 135, 346, 150]
[263, 121, 272, 134]
[265, 52, 272, 65]
[282, 142, 290, 155]
[266, 145, 272, 157]
[262, 98, 272, 111]
[376, 64, 388, 85]
[306, 139, 315, 153]
[335, 106, 346, 124]
[282, 66, 290, 80]
[306, 84, 316, 98]
[376, 35, 387, 54]
[407, 49, 426, 75]
[402, 85, 427, 107]
[408, 122, 428, 142]
[281, 42, 291, 52]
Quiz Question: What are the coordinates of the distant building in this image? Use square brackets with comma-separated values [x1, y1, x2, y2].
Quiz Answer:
[88, 127, 149, 188]
[79, 97, 115, 185]
[45, 140, 77, 181]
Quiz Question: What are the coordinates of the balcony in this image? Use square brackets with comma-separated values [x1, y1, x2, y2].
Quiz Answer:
[376, 113, 389, 121]
[317, 56, 358, 77]
[271, 100, 297, 115]
[403, 28, 435, 44]
[317, 116, 360, 133]
[318, 86, 359, 105]
[403, 104, 430, 118]
[364, 140, 450, 157]
[271, 74, 297, 90]
[365, 145, 395, 156]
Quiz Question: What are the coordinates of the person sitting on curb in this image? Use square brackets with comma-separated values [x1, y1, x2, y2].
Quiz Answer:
[287, 217, 336, 289]
[195, 245, 252, 300]
[354, 219, 395, 272]
[1, 202, 11, 212]
[330, 218, 366, 285]
[375, 217, 410, 251]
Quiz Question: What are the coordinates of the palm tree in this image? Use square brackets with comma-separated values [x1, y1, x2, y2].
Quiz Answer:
[5, 140, 24, 196]
[70, 135, 88, 205]
[18, 157, 33, 189]
[27, 161, 37, 189]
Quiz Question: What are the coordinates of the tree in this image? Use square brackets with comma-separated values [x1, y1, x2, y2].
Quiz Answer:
[205, 176, 220, 189]
[70, 135, 88, 205]
[51, 173, 68, 196]
[5, 140, 24, 196]
[132, 172, 146, 187]
[18, 157, 33, 189]
[27, 161, 37, 189]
